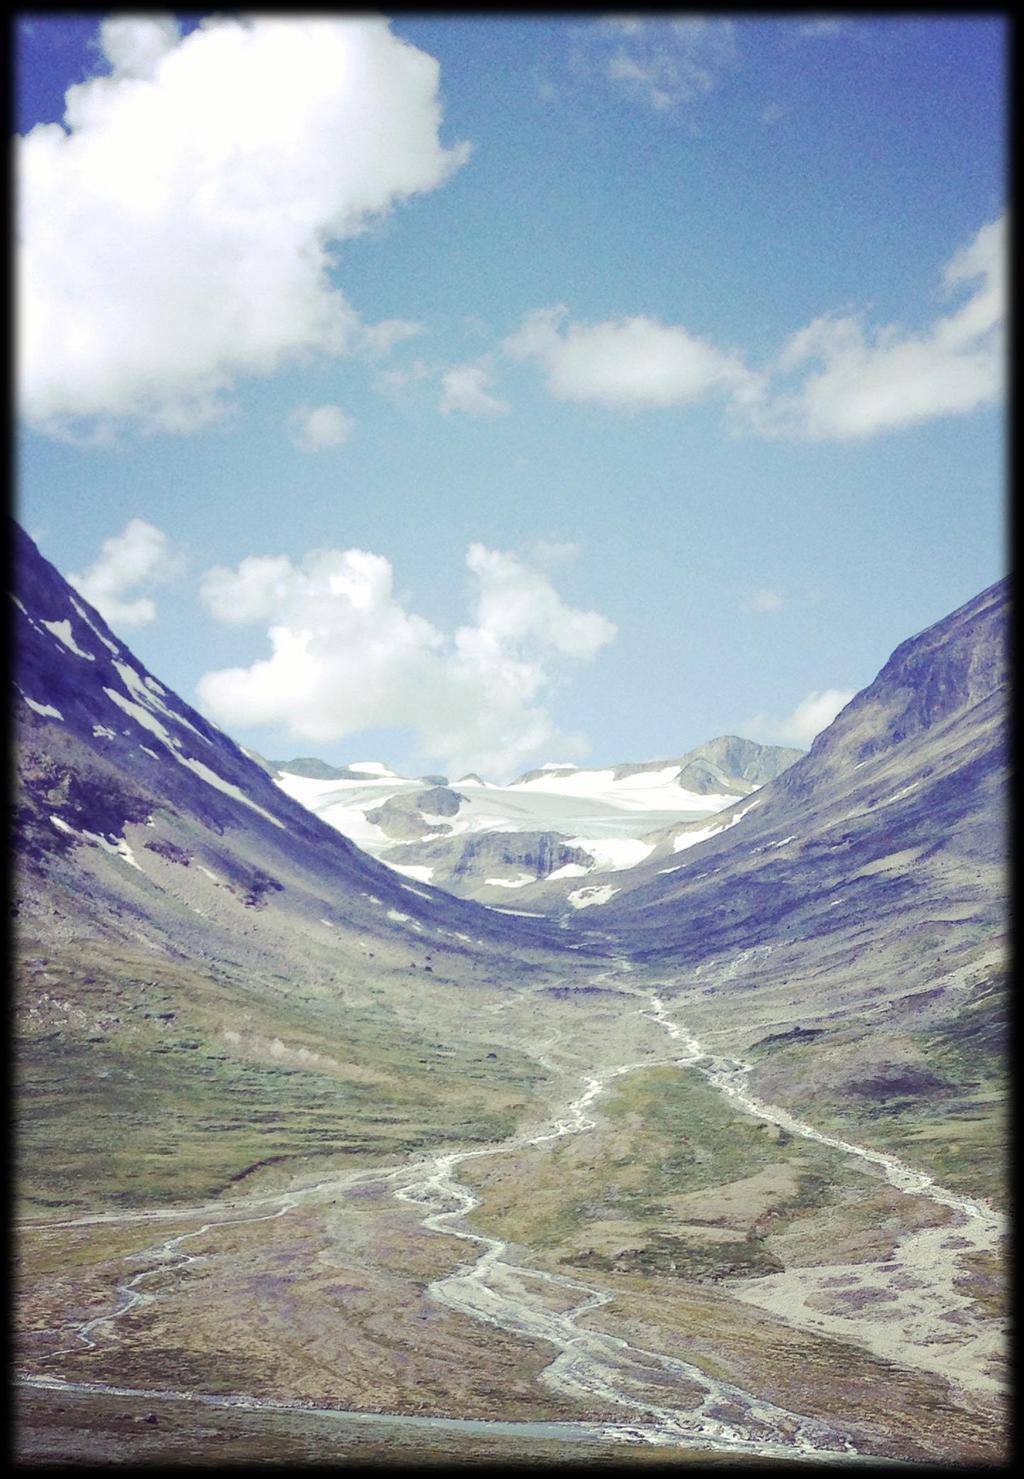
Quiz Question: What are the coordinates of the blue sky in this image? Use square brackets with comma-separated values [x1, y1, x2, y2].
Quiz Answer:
[16, 13, 1006, 780]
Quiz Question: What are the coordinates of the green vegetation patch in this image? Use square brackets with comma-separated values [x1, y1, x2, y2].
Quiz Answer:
[459, 1062, 860, 1285]
[755, 973, 1007, 1206]
[15, 944, 552, 1217]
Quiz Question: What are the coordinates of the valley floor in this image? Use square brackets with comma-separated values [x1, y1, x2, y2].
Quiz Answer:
[14, 953, 1007, 1467]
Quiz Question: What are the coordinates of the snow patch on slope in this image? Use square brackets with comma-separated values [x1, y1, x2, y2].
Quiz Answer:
[386, 863, 435, 883]
[673, 799, 761, 853]
[49, 814, 143, 870]
[103, 687, 284, 828]
[42, 617, 95, 660]
[70, 597, 121, 657]
[22, 692, 64, 720]
[567, 884, 620, 909]
[565, 836, 654, 871]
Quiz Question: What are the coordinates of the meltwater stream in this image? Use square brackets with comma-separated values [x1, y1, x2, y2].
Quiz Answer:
[641, 995, 1005, 1399]
[19, 985, 1005, 1460]
[386, 1028, 862, 1458]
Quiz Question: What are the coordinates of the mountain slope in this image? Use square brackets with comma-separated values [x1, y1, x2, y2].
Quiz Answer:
[13, 530, 1007, 1464]
[585, 578, 1007, 950]
[11, 522, 599, 1220]
[571, 578, 1009, 1203]
[12, 521, 572, 965]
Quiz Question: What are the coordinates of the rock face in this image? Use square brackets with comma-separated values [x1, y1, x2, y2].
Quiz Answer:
[267, 757, 372, 782]
[588, 577, 1009, 957]
[515, 738, 802, 795]
[383, 830, 595, 891]
[416, 785, 461, 817]
[611, 736, 803, 795]
[364, 785, 467, 841]
[676, 736, 805, 794]
[11, 521, 565, 963]
[448, 831, 594, 882]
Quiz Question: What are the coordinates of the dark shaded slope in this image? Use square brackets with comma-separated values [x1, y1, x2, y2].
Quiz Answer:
[11, 521, 578, 967]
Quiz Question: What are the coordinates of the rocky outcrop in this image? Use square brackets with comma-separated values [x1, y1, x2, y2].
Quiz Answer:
[382, 829, 595, 885]
[365, 785, 466, 841]
[612, 736, 803, 795]
[271, 757, 379, 781]
[449, 831, 593, 881]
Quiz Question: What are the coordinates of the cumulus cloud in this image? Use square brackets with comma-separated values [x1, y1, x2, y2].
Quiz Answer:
[196, 542, 616, 779]
[288, 404, 356, 451]
[505, 214, 1005, 438]
[752, 213, 1006, 440]
[18, 14, 468, 438]
[439, 360, 510, 417]
[69, 518, 185, 628]
[504, 306, 755, 411]
[744, 688, 855, 748]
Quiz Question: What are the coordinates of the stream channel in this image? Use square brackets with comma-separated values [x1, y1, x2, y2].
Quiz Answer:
[18, 984, 1005, 1461]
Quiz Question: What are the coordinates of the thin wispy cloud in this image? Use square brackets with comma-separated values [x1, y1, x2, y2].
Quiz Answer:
[196, 542, 616, 779]
[18, 15, 468, 439]
[69, 518, 185, 629]
[373, 358, 433, 402]
[357, 320, 425, 359]
[741, 588, 786, 614]
[589, 15, 739, 114]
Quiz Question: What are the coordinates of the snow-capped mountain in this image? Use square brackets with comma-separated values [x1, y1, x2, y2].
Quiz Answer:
[267, 738, 803, 905]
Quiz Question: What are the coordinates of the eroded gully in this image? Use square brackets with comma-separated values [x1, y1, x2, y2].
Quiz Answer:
[18, 982, 1005, 1460]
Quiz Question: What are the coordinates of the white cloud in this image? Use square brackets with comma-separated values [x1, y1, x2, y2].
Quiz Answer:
[504, 306, 755, 411]
[69, 518, 185, 628]
[196, 543, 616, 780]
[98, 14, 181, 77]
[288, 404, 356, 451]
[749, 212, 1006, 440]
[744, 687, 855, 749]
[506, 214, 1005, 438]
[439, 360, 510, 417]
[18, 15, 469, 438]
